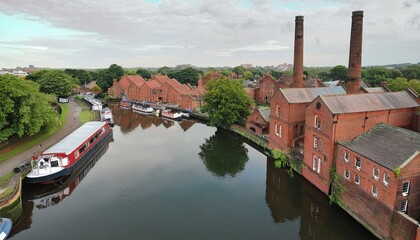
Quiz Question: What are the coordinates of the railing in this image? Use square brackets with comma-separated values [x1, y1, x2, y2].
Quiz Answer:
[230, 125, 271, 156]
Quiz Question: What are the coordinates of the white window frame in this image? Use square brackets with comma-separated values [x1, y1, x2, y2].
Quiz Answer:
[400, 200, 408, 213]
[355, 156, 361, 170]
[279, 125, 282, 138]
[314, 116, 322, 130]
[276, 104, 280, 117]
[313, 155, 321, 173]
[275, 123, 279, 136]
[373, 167, 379, 181]
[371, 184, 378, 197]
[383, 172, 390, 186]
[313, 136, 318, 149]
[344, 151, 349, 163]
[344, 168, 350, 180]
[354, 174, 360, 185]
[402, 181, 410, 196]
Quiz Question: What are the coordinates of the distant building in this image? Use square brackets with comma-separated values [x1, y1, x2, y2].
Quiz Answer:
[246, 107, 270, 136]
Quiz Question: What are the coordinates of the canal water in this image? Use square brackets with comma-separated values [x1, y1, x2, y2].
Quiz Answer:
[9, 104, 375, 239]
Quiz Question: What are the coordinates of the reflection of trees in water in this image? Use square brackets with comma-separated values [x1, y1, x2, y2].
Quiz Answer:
[199, 129, 248, 177]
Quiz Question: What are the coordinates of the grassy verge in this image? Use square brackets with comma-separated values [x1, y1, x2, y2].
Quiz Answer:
[75, 98, 97, 122]
[0, 172, 15, 185]
[0, 103, 69, 164]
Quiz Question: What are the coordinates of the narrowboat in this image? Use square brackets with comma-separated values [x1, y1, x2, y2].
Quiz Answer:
[26, 122, 113, 184]
[120, 100, 132, 109]
[161, 110, 182, 120]
[0, 218, 12, 240]
[132, 104, 154, 115]
[100, 107, 114, 126]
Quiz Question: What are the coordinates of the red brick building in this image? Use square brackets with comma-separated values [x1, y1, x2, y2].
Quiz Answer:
[126, 76, 147, 101]
[245, 107, 270, 136]
[108, 76, 132, 99]
[336, 124, 420, 239]
[256, 72, 280, 104]
[268, 87, 346, 154]
[302, 91, 420, 195]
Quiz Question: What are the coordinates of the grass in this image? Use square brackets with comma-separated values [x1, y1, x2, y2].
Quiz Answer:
[0, 103, 69, 164]
[0, 172, 15, 185]
[75, 98, 97, 122]
[0, 187, 14, 199]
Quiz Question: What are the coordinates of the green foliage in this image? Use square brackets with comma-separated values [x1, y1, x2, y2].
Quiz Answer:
[362, 67, 391, 86]
[168, 67, 201, 85]
[0, 75, 60, 142]
[330, 65, 348, 81]
[400, 65, 420, 80]
[91, 85, 102, 94]
[157, 66, 171, 75]
[25, 69, 49, 82]
[136, 68, 152, 79]
[270, 70, 283, 80]
[233, 66, 246, 76]
[243, 70, 253, 80]
[124, 69, 137, 76]
[108, 64, 124, 81]
[37, 70, 76, 97]
[202, 78, 253, 128]
[329, 165, 346, 206]
[96, 69, 114, 91]
[271, 148, 303, 175]
[64, 69, 91, 85]
[388, 77, 409, 91]
[393, 167, 401, 178]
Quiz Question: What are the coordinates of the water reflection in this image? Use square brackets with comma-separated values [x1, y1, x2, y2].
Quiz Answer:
[265, 159, 374, 240]
[10, 137, 112, 237]
[199, 129, 249, 177]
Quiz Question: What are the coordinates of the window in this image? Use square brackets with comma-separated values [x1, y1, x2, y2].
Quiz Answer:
[344, 168, 350, 180]
[372, 184, 378, 197]
[383, 172, 390, 186]
[314, 136, 318, 149]
[279, 125, 282, 138]
[373, 167, 379, 180]
[312, 155, 321, 173]
[256, 117, 259, 123]
[355, 156, 361, 170]
[275, 123, 281, 137]
[400, 200, 408, 213]
[314, 116, 322, 130]
[354, 174, 360, 185]
[402, 181, 410, 196]
[276, 105, 280, 117]
[344, 151, 349, 163]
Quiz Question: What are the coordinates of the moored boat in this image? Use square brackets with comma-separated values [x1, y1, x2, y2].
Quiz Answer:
[25, 122, 113, 184]
[120, 100, 132, 109]
[100, 107, 114, 126]
[161, 110, 182, 120]
[0, 218, 12, 240]
[132, 104, 154, 115]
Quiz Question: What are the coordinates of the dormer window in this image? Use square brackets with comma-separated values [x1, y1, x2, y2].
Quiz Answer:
[314, 116, 322, 130]
[373, 167, 379, 180]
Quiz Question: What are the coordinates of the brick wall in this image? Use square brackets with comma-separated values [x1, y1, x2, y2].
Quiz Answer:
[390, 211, 420, 240]
[397, 154, 420, 220]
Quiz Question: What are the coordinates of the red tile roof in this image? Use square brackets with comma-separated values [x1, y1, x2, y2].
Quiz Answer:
[126, 75, 146, 88]
[145, 79, 161, 89]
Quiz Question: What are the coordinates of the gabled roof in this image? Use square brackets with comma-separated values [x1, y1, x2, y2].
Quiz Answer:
[339, 124, 420, 170]
[258, 108, 270, 122]
[127, 75, 146, 88]
[152, 75, 171, 84]
[118, 76, 132, 91]
[145, 79, 161, 89]
[320, 91, 419, 114]
[280, 86, 346, 103]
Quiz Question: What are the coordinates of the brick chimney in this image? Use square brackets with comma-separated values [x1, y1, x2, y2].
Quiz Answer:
[293, 16, 304, 88]
[346, 10, 364, 94]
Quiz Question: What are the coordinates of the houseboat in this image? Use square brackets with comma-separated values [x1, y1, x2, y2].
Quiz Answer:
[120, 100, 132, 109]
[132, 104, 154, 115]
[161, 110, 182, 121]
[26, 121, 113, 184]
[0, 218, 12, 240]
[100, 107, 114, 126]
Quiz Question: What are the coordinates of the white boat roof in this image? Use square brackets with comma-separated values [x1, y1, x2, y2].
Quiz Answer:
[44, 121, 107, 155]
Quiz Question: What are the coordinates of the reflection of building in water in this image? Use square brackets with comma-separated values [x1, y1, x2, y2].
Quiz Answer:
[265, 159, 374, 240]
[10, 138, 112, 237]
[179, 120, 195, 132]
[161, 119, 174, 128]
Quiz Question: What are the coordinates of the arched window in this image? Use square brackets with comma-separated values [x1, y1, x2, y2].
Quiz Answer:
[276, 105, 280, 117]
[373, 167, 380, 180]
[383, 172, 390, 186]
[372, 184, 378, 197]
[314, 116, 321, 130]
[275, 124, 279, 136]
[344, 168, 350, 180]
[354, 174, 360, 185]
[355, 156, 362, 170]
[344, 151, 349, 163]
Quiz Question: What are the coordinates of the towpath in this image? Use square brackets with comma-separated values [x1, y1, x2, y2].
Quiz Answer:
[0, 98, 82, 177]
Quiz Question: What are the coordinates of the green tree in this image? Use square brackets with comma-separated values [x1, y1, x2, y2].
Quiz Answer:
[243, 70, 253, 80]
[233, 66, 246, 77]
[96, 69, 114, 91]
[362, 67, 391, 86]
[136, 68, 152, 79]
[0, 75, 60, 142]
[400, 65, 420, 80]
[108, 64, 124, 81]
[408, 79, 420, 94]
[157, 66, 171, 75]
[25, 69, 49, 82]
[202, 78, 253, 128]
[37, 70, 76, 97]
[270, 70, 283, 80]
[330, 65, 348, 81]
[388, 77, 409, 92]
[64, 69, 91, 85]
[168, 67, 201, 85]
[124, 69, 137, 76]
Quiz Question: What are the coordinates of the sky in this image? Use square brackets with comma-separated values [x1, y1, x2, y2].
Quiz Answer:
[0, 0, 419, 69]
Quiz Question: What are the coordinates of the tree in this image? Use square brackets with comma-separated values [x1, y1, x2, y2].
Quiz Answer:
[388, 77, 409, 92]
[400, 65, 420, 80]
[157, 66, 171, 75]
[243, 70, 253, 80]
[202, 78, 253, 128]
[96, 69, 114, 91]
[37, 70, 76, 97]
[136, 68, 152, 79]
[362, 67, 390, 86]
[233, 66, 246, 77]
[168, 67, 201, 85]
[0, 75, 60, 142]
[198, 129, 249, 177]
[25, 69, 49, 82]
[270, 70, 283, 80]
[408, 79, 420, 94]
[64, 69, 91, 85]
[330, 65, 348, 81]
[108, 64, 124, 81]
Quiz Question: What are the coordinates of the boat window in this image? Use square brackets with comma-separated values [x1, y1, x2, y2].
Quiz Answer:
[89, 138, 94, 144]
[51, 161, 59, 167]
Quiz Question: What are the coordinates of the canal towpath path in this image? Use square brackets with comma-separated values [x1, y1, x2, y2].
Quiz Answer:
[0, 99, 82, 177]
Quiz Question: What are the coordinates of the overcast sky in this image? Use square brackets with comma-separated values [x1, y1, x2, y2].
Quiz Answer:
[0, 0, 419, 69]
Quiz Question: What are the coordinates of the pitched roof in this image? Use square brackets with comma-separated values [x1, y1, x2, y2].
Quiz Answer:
[145, 79, 161, 89]
[280, 86, 346, 103]
[320, 91, 419, 114]
[152, 75, 171, 84]
[339, 124, 420, 169]
[127, 75, 146, 88]
[258, 108, 270, 122]
[362, 87, 388, 93]
[118, 76, 132, 91]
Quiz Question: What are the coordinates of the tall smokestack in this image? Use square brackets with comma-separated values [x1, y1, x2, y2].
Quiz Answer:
[346, 10, 364, 94]
[293, 16, 304, 88]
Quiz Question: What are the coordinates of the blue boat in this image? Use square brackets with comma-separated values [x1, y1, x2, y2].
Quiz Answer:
[0, 218, 12, 240]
